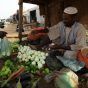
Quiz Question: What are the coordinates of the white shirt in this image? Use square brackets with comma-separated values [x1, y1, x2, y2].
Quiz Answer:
[48, 22, 87, 51]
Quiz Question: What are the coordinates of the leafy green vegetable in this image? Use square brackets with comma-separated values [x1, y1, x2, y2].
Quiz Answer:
[42, 68, 51, 75]
[0, 66, 11, 78]
[5, 60, 16, 71]
[44, 68, 50, 74]
[11, 42, 19, 53]
[16, 78, 22, 88]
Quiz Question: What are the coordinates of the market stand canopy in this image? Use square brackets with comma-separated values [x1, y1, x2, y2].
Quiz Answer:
[23, 0, 50, 5]
[23, 0, 88, 27]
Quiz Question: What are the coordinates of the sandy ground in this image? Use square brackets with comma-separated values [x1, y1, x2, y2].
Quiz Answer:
[0, 23, 32, 42]
[4, 23, 31, 36]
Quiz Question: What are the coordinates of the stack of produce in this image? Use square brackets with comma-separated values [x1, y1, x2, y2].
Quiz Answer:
[17, 45, 48, 73]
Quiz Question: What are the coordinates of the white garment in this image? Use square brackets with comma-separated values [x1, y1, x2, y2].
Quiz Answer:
[48, 22, 87, 51]
[65, 27, 72, 45]
[48, 23, 60, 40]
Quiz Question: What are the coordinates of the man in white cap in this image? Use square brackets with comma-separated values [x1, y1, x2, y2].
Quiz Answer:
[49, 6, 86, 51]
[46, 7, 87, 72]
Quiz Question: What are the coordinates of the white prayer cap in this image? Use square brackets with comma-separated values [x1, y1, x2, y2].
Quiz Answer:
[64, 7, 78, 14]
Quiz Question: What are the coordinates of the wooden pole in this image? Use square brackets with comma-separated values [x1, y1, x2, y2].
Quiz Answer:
[45, 3, 51, 27]
[18, 0, 23, 43]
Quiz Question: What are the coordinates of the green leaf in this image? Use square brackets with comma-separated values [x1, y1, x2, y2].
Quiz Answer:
[31, 78, 40, 88]
[16, 78, 22, 88]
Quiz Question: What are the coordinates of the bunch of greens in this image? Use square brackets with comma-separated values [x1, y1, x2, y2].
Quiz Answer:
[42, 68, 51, 75]
[0, 66, 11, 78]
[24, 62, 51, 75]
[4, 60, 16, 71]
[11, 42, 19, 53]
[0, 60, 17, 78]
[25, 61, 38, 74]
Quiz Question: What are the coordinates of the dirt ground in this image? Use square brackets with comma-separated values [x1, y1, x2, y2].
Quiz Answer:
[0, 23, 32, 41]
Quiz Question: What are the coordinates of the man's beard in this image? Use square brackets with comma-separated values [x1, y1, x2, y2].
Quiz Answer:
[63, 21, 75, 27]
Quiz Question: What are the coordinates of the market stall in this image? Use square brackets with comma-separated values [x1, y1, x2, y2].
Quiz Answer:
[17, 0, 88, 42]
[0, 0, 88, 88]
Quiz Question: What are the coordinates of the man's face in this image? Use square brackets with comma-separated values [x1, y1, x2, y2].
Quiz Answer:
[63, 13, 75, 27]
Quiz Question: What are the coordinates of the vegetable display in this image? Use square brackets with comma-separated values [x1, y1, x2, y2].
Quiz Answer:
[0, 60, 17, 78]
[17, 45, 48, 73]
[0, 66, 11, 78]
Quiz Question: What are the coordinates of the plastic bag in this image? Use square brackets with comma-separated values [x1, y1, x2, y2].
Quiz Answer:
[0, 37, 11, 58]
[55, 68, 79, 88]
[56, 56, 85, 72]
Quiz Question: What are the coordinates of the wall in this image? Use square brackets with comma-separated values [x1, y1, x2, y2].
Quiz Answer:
[23, 6, 41, 23]
[48, 0, 62, 26]
[39, 0, 88, 27]
[39, 0, 63, 27]
[63, 0, 88, 28]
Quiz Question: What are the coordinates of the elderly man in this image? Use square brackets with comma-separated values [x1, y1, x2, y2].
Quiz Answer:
[48, 7, 86, 51]
[46, 7, 87, 72]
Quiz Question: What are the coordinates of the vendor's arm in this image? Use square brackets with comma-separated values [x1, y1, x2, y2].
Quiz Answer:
[49, 43, 71, 50]
[36, 35, 51, 49]
[48, 23, 63, 49]
[48, 23, 60, 40]
[50, 24, 87, 51]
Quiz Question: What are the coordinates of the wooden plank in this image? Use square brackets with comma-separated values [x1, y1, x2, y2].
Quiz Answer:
[23, 0, 46, 5]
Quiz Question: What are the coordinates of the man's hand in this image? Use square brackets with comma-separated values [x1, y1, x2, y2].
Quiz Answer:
[49, 49, 66, 57]
[49, 43, 60, 50]
[49, 44, 71, 50]
[46, 43, 71, 51]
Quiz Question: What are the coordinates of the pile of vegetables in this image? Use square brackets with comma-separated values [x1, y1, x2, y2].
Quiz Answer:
[11, 41, 19, 53]
[0, 44, 50, 78]
[17, 45, 48, 73]
[0, 66, 11, 78]
[0, 60, 16, 78]
[0, 44, 52, 88]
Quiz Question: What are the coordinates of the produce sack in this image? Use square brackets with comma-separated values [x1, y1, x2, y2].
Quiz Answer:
[55, 68, 79, 88]
[56, 56, 85, 72]
[0, 37, 11, 58]
[77, 47, 88, 69]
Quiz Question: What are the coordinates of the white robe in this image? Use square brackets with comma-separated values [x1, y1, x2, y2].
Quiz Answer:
[48, 21, 87, 51]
